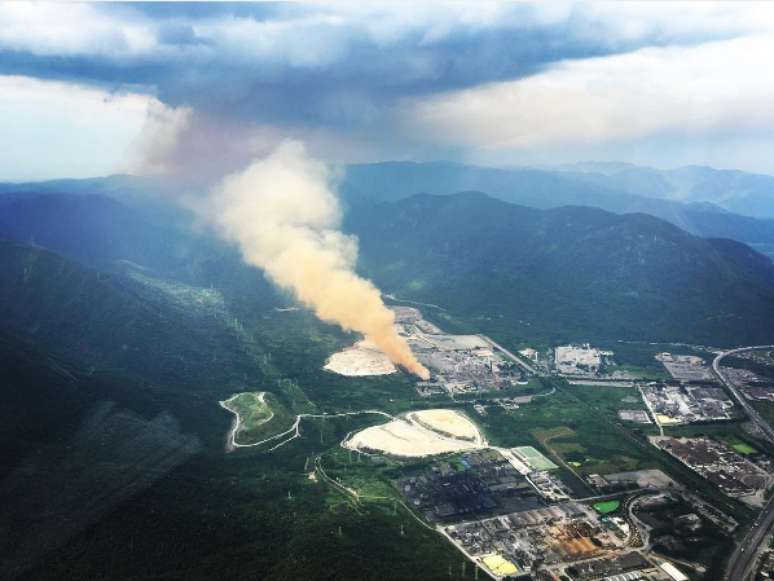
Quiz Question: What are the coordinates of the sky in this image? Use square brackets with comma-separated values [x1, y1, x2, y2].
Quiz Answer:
[1, 1, 774, 181]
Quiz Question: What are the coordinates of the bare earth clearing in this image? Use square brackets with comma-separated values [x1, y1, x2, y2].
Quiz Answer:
[407, 409, 482, 442]
[323, 339, 397, 376]
[343, 409, 486, 457]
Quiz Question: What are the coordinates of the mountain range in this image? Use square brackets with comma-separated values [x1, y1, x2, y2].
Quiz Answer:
[343, 161, 774, 259]
[561, 161, 774, 218]
[2, 162, 774, 579]
[344, 160, 774, 217]
[2, 171, 774, 347]
[347, 191, 774, 345]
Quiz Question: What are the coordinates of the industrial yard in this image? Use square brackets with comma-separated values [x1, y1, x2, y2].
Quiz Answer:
[638, 382, 734, 426]
[324, 306, 531, 394]
[318, 342, 758, 581]
[554, 344, 615, 377]
[389, 446, 679, 579]
[443, 502, 667, 579]
[387, 444, 692, 579]
[656, 353, 715, 381]
[652, 436, 772, 506]
[395, 450, 544, 523]
[720, 366, 774, 402]
[393, 307, 531, 395]
[323, 328, 773, 579]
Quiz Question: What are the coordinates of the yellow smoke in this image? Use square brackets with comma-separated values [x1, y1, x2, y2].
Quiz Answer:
[202, 140, 429, 379]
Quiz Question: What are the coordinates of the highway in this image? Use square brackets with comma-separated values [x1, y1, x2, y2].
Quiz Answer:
[726, 495, 774, 581]
[713, 345, 774, 581]
[478, 334, 538, 375]
[712, 345, 774, 444]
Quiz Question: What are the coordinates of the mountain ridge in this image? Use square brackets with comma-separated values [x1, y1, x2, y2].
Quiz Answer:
[346, 191, 774, 346]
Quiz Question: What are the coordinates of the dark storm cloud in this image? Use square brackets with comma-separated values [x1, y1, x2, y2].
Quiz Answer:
[0, 2, 725, 130]
[5, 1, 771, 178]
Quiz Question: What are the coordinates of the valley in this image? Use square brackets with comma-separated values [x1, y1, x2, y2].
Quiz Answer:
[217, 303, 774, 581]
[3, 182, 774, 581]
[6, 6, 774, 580]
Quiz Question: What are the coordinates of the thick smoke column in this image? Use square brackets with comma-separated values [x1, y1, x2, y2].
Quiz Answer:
[200, 140, 430, 379]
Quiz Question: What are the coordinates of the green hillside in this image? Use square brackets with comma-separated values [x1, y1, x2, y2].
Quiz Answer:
[0, 240, 276, 393]
[0, 243, 463, 581]
[347, 192, 774, 346]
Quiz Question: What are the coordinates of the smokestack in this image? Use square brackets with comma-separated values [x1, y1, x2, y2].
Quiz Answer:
[195, 140, 429, 379]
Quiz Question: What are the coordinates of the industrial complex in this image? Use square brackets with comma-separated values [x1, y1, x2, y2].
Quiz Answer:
[322, 313, 774, 580]
[639, 383, 735, 426]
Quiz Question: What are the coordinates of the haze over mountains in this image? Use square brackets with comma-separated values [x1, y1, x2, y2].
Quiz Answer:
[562, 162, 774, 218]
[2, 161, 774, 348]
[6, 158, 774, 260]
[344, 160, 774, 215]
[343, 161, 774, 259]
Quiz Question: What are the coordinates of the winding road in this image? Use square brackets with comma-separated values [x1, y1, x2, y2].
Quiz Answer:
[713, 345, 774, 581]
[220, 394, 395, 452]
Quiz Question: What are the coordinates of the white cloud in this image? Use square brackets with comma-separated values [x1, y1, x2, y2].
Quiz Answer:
[0, 75, 176, 180]
[3, 2, 774, 175]
[3, 2, 771, 66]
[574, 1, 774, 44]
[0, 3, 157, 57]
[403, 35, 774, 152]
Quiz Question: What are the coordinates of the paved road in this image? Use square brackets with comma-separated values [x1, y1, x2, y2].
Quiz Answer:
[726, 495, 774, 581]
[712, 345, 774, 444]
[478, 334, 538, 375]
[714, 345, 774, 581]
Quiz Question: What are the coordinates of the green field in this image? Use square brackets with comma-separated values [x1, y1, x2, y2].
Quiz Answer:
[732, 442, 757, 455]
[593, 500, 620, 514]
[224, 391, 271, 427]
[474, 385, 659, 478]
[223, 391, 297, 446]
[514, 446, 558, 470]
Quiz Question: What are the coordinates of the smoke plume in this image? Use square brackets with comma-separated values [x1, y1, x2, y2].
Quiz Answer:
[198, 140, 429, 379]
